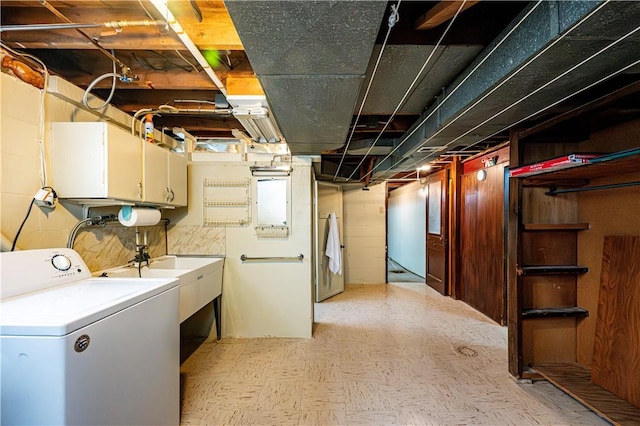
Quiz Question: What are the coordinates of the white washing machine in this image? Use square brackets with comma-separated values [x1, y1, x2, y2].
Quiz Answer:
[0, 248, 180, 425]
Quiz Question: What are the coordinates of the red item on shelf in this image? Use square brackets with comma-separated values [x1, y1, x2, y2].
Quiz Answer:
[509, 153, 600, 178]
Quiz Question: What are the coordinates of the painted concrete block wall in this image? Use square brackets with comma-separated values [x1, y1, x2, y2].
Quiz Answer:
[0, 73, 167, 270]
[342, 182, 386, 284]
[388, 181, 426, 277]
[1, 73, 59, 249]
[168, 159, 314, 338]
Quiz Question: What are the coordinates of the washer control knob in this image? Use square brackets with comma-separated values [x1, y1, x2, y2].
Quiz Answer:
[51, 254, 72, 271]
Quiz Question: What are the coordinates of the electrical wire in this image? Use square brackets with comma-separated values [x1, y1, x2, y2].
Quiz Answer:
[1, 42, 50, 187]
[401, 55, 640, 174]
[138, 0, 156, 21]
[359, 0, 544, 180]
[345, 0, 467, 182]
[361, 1, 612, 181]
[11, 199, 35, 251]
[174, 49, 199, 73]
[332, 1, 401, 183]
[398, 1, 614, 169]
[399, 21, 640, 172]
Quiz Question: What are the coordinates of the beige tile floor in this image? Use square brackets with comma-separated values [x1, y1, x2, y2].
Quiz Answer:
[179, 283, 609, 425]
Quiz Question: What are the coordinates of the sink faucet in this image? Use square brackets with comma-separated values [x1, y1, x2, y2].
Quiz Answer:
[134, 244, 150, 264]
[131, 244, 150, 278]
[131, 228, 151, 277]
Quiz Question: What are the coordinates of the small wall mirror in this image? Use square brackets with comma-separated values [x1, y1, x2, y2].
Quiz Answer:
[256, 178, 289, 226]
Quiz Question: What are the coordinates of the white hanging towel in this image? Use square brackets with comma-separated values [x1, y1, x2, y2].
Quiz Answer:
[325, 212, 342, 275]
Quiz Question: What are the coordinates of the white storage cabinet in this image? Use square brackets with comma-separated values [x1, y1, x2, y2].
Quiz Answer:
[51, 122, 142, 202]
[142, 142, 187, 206]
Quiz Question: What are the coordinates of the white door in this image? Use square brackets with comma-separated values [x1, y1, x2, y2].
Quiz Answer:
[315, 182, 344, 302]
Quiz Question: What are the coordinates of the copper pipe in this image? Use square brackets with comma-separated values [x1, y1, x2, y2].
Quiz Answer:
[0, 20, 165, 32]
[38, 0, 134, 76]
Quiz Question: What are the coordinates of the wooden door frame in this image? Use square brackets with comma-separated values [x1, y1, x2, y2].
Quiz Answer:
[449, 158, 462, 300]
[426, 168, 450, 295]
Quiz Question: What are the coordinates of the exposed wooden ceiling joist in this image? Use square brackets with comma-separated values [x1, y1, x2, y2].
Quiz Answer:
[415, 0, 481, 30]
[1, 0, 242, 51]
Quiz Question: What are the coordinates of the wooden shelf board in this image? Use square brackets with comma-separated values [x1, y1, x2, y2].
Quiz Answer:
[533, 363, 640, 425]
[522, 149, 640, 187]
[522, 307, 589, 319]
[521, 265, 589, 275]
[523, 223, 590, 231]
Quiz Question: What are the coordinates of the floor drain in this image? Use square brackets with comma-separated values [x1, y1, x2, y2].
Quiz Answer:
[455, 345, 478, 357]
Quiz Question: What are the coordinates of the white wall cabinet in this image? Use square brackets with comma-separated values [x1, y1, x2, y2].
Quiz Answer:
[142, 142, 187, 206]
[51, 122, 142, 202]
[51, 122, 187, 207]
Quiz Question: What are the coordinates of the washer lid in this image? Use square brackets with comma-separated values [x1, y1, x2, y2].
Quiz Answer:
[0, 277, 178, 336]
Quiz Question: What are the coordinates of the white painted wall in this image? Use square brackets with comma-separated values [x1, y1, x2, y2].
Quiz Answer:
[181, 160, 314, 338]
[342, 183, 386, 284]
[388, 181, 426, 277]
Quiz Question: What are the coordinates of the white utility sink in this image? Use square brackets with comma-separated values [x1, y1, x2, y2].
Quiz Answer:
[147, 256, 221, 270]
[96, 256, 224, 325]
[101, 268, 191, 279]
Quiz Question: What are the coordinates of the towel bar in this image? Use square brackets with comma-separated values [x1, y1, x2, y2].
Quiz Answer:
[240, 254, 304, 262]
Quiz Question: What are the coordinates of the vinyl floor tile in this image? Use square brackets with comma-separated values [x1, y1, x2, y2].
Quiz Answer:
[180, 283, 609, 426]
[297, 409, 347, 426]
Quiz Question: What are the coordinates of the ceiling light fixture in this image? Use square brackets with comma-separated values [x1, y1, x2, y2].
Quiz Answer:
[233, 107, 282, 143]
[417, 164, 431, 184]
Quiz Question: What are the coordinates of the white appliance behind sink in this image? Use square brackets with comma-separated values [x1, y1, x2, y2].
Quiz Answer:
[0, 248, 180, 426]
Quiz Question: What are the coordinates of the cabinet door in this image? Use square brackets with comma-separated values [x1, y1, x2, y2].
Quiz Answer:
[167, 152, 187, 206]
[142, 142, 169, 204]
[106, 125, 143, 201]
[51, 122, 142, 201]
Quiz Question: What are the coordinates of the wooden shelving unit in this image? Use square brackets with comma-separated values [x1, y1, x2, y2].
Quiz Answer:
[522, 307, 588, 319]
[523, 223, 590, 231]
[520, 265, 589, 275]
[520, 224, 589, 323]
[533, 363, 640, 425]
[509, 145, 640, 422]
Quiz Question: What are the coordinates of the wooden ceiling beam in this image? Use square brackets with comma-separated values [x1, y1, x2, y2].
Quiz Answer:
[1, 27, 184, 51]
[151, 116, 240, 133]
[75, 69, 256, 91]
[73, 69, 220, 90]
[226, 76, 264, 96]
[415, 0, 480, 30]
[169, 0, 243, 50]
[93, 89, 223, 110]
[1, 1, 243, 50]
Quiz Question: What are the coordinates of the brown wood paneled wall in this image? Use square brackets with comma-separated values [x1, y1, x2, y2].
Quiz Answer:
[460, 161, 507, 325]
[591, 235, 640, 408]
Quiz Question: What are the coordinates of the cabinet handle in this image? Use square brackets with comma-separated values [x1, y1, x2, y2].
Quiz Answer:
[138, 182, 143, 199]
[165, 188, 175, 202]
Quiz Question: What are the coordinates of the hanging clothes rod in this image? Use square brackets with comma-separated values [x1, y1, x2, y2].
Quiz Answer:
[546, 180, 640, 195]
[240, 254, 304, 262]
